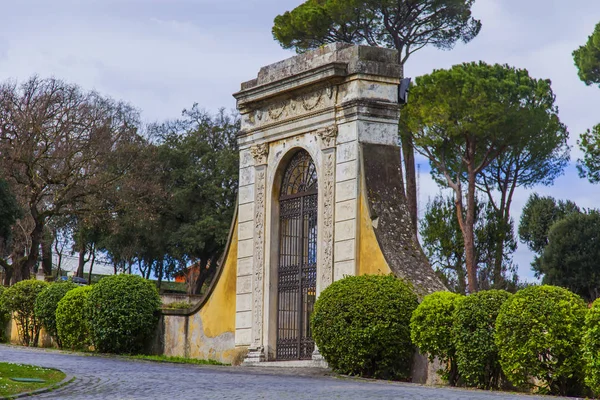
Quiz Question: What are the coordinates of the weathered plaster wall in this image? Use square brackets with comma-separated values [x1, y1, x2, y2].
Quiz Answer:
[7, 317, 54, 348]
[158, 219, 239, 364]
[357, 190, 392, 276]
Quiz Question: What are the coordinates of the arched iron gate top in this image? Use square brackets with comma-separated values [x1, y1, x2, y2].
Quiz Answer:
[280, 150, 317, 200]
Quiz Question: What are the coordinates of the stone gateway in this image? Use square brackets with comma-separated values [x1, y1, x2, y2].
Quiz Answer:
[154, 43, 444, 377]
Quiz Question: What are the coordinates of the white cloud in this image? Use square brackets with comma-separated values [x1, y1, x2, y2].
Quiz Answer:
[1, 0, 599, 283]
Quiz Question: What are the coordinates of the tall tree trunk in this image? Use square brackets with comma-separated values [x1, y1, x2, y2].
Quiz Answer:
[41, 228, 53, 277]
[22, 220, 44, 281]
[492, 216, 508, 289]
[156, 260, 164, 289]
[401, 132, 418, 236]
[2, 263, 12, 286]
[76, 244, 86, 278]
[463, 168, 478, 293]
[87, 246, 95, 284]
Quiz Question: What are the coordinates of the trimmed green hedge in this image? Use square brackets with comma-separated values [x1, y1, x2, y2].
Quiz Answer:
[410, 291, 462, 384]
[87, 274, 161, 354]
[312, 274, 418, 380]
[583, 298, 600, 395]
[495, 285, 587, 395]
[34, 281, 77, 347]
[56, 286, 93, 350]
[453, 289, 511, 389]
[1, 280, 50, 346]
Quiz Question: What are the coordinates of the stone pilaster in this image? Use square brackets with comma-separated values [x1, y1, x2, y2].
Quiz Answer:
[244, 143, 269, 363]
[317, 125, 337, 292]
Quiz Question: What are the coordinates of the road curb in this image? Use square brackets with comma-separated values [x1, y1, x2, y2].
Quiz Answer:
[3, 373, 75, 399]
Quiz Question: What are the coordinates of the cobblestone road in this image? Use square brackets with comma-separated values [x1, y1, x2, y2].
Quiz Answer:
[0, 345, 575, 399]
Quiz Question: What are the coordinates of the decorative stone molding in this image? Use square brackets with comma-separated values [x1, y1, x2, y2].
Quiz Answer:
[320, 148, 336, 289]
[252, 167, 267, 349]
[317, 125, 338, 149]
[250, 144, 269, 166]
[245, 85, 335, 129]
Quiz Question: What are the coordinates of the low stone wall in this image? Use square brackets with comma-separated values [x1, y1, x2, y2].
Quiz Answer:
[160, 294, 203, 306]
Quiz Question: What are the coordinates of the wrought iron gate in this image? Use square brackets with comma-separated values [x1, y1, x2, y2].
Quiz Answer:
[276, 150, 317, 360]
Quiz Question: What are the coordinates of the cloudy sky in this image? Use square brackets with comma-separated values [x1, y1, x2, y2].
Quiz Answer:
[2, 0, 600, 281]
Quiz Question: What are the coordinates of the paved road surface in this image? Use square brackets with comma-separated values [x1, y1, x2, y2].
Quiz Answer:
[0, 345, 573, 399]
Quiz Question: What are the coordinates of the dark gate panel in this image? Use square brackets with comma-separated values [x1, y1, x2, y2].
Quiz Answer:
[277, 150, 317, 360]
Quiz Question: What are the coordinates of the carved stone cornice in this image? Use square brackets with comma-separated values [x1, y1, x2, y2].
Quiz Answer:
[317, 125, 338, 149]
[250, 143, 269, 165]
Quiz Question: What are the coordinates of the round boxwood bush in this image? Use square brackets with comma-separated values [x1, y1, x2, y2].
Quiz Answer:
[34, 281, 77, 347]
[410, 291, 462, 384]
[312, 274, 418, 380]
[582, 297, 600, 395]
[87, 274, 161, 354]
[495, 285, 587, 395]
[56, 286, 93, 350]
[453, 289, 511, 389]
[0, 286, 10, 341]
[1, 279, 50, 346]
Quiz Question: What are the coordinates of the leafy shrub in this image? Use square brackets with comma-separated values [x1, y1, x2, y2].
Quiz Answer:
[495, 285, 587, 395]
[453, 289, 511, 389]
[410, 291, 462, 384]
[312, 274, 418, 380]
[56, 286, 93, 350]
[1, 279, 50, 346]
[34, 281, 77, 347]
[0, 286, 10, 341]
[87, 274, 161, 354]
[583, 298, 600, 395]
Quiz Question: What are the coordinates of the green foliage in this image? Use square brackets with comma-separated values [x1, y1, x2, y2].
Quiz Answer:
[312, 275, 418, 380]
[573, 22, 600, 87]
[410, 291, 462, 384]
[163, 301, 193, 310]
[583, 298, 600, 395]
[1, 280, 50, 346]
[87, 274, 161, 354]
[34, 281, 77, 347]
[101, 107, 239, 294]
[403, 62, 565, 293]
[272, 0, 481, 62]
[495, 285, 587, 395]
[540, 212, 600, 302]
[518, 193, 580, 257]
[420, 195, 517, 294]
[0, 286, 10, 341]
[578, 124, 600, 183]
[56, 286, 93, 350]
[452, 290, 511, 389]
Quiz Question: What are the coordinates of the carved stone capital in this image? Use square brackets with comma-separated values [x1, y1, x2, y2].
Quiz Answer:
[250, 143, 269, 165]
[317, 125, 338, 149]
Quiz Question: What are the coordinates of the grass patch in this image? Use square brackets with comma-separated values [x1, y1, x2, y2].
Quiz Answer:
[0, 362, 65, 398]
[162, 301, 194, 310]
[132, 355, 227, 366]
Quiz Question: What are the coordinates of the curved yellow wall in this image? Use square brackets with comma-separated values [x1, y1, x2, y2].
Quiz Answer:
[199, 223, 237, 338]
[358, 192, 392, 276]
[161, 219, 239, 364]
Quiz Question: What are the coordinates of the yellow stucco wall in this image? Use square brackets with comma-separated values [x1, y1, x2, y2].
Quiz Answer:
[198, 221, 237, 338]
[162, 219, 239, 364]
[358, 191, 392, 276]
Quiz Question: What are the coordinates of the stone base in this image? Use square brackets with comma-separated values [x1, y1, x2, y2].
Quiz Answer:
[244, 359, 329, 369]
[242, 347, 265, 364]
